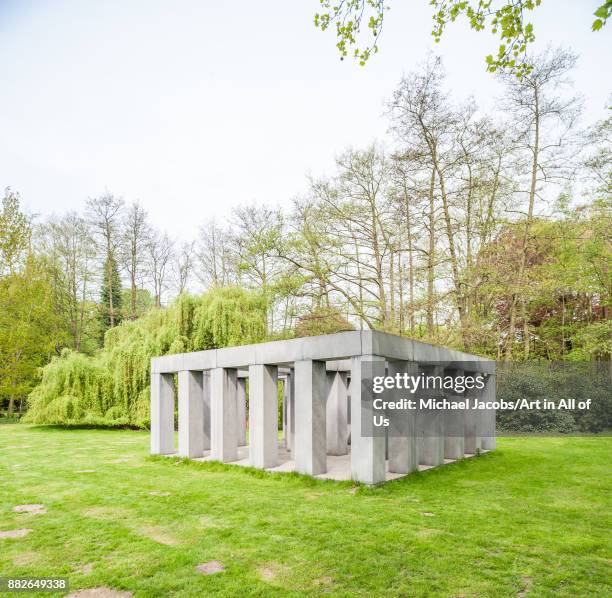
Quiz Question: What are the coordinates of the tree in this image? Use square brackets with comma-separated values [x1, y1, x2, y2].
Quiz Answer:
[87, 193, 125, 328]
[314, 0, 610, 75]
[99, 255, 123, 334]
[498, 48, 581, 360]
[174, 241, 196, 295]
[147, 230, 174, 307]
[37, 212, 97, 352]
[0, 187, 30, 276]
[0, 256, 65, 416]
[121, 201, 150, 319]
[196, 218, 236, 287]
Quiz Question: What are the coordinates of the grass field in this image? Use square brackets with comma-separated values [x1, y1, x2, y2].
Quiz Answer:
[1, 425, 610, 597]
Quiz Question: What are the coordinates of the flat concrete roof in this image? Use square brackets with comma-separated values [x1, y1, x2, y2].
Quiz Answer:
[151, 330, 493, 374]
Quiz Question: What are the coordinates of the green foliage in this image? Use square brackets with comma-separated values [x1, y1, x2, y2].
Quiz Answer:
[0, 187, 31, 275]
[592, 1, 612, 31]
[0, 256, 67, 415]
[294, 305, 354, 337]
[25, 287, 267, 428]
[497, 362, 612, 433]
[314, 1, 608, 76]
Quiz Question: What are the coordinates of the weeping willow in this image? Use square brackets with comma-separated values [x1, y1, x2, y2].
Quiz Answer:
[25, 287, 267, 428]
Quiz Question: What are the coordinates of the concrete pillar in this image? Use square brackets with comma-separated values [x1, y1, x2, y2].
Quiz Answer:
[443, 368, 465, 461]
[281, 378, 287, 447]
[236, 377, 247, 447]
[294, 360, 327, 475]
[287, 370, 295, 454]
[464, 373, 482, 455]
[326, 371, 349, 456]
[151, 372, 175, 455]
[388, 361, 418, 474]
[480, 373, 496, 450]
[210, 367, 238, 462]
[350, 355, 386, 485]
[417, 365, 445, 467]
[248, 364, 279, 468]
[202, 371, 211, 450]
[178, 370, 205, 458]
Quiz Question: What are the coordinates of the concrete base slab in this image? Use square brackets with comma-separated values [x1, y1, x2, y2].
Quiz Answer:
[161, 443, 491, 483]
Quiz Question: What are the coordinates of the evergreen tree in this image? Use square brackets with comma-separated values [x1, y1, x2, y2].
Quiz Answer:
[99, 255, 123, 335]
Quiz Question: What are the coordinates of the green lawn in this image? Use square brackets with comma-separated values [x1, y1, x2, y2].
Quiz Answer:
[1, 425, 610, 597]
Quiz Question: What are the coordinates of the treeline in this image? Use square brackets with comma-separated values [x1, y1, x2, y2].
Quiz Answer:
[1, 48, 610, 420]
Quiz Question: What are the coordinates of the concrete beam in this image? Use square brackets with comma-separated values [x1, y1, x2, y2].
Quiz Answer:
[326, 371, 349, 456]
[150, 372, 174, 455]
[248, 364, 279, 468]
[178, 370, 205, 458]
[210, 367, 238, 462]
[294, 360, 327, 475]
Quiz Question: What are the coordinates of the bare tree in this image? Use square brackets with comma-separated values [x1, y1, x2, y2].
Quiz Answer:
[37, 212, 96, 351]
[499, 47, 581, 359]
[146, 230, 174, 307]
[196, 218, 235, 288]
[86, 193, 124, 327]
[121, 201, 150, 319]
[174, 241, 196, 295]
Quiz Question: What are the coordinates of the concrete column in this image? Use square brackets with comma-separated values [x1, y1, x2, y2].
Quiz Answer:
[287, 370, 295, 454]
[388, 361, 418, 474]
[443, 368, 465, 461]
[417, 365, 445, 467]
[202, 371, 211, 450]
[210, 367, 238, 463]
[178, 370, 204, 458]
[281, 378, 287, 447]
[248, 364, 279, 468]
[294, 360, 327, 475]
[326, 371, 349, 456]
[480, 373, 496, 450]
[350, 355, 386, 485]
[464, 373, 482, 455]
[150, 372, 174, 455]
[236, 377, 247, 447]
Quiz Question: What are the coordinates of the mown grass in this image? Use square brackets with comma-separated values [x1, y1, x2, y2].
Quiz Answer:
[0, 425, 610, 597]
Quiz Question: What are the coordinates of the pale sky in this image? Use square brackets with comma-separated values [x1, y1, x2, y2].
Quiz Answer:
[1, 1, 610, 239]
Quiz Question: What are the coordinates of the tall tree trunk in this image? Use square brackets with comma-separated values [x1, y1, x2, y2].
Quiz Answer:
[426, 167, 436, 338]
[505, 89, 540, 360]
[437, 167, 470, 350]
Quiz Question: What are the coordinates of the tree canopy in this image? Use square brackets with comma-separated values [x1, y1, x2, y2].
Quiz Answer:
[314, 0, 611, 75]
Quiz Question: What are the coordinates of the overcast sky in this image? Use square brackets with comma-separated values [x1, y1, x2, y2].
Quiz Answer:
[1, 1, 610, 239]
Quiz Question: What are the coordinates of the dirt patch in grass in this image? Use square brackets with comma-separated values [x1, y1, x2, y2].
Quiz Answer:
[83, 506, 131, 520]
[66, 588, 133, 598]
[138, 526, 178, 546]
[417, 527, 442, 538]
[13, 504, 46, 514]
[258, 563, 290, 583]
[12, 551, 40, 566]
[196, 560, 225, 575]
[0, 528, 33, 539]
